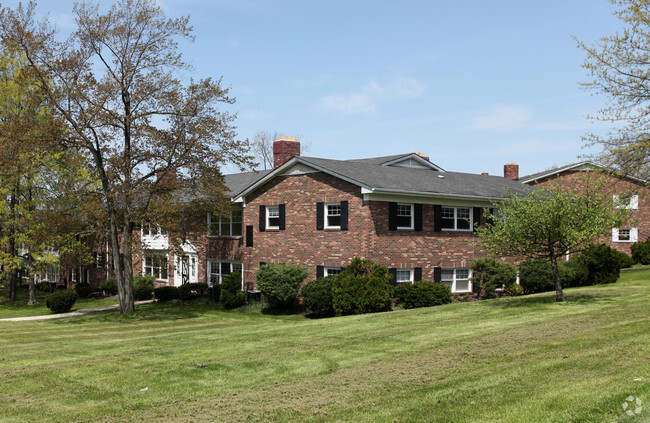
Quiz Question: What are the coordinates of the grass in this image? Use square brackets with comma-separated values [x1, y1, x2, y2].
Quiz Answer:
[0, 271, 649, 422]
[0, 287, 119, 318]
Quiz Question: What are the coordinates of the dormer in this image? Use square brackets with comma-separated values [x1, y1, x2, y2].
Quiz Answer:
[141, 223, 169, 249]
[381, 153, 445, 171]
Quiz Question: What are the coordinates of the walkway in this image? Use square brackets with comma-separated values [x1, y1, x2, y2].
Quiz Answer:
[0, 300, 155, 322]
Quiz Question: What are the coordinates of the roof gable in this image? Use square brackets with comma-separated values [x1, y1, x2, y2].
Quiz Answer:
[520, 161, 646, 184]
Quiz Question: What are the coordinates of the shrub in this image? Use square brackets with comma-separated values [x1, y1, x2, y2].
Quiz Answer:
[133, 275, 155, 300]
[153, 286, 178, 302]
[133, 275, 156, 287]
[207, 284, 221, 303]
[612, 249, 635, 269]
[576, 244, 621, 285]
[100, 279, 118, 295]
[332, 257, 393, 316]
[394, 280, 451, 309]
[178, 282, 209, 301]
[74, 282, 93, 298]
[220, 271, 246, 309]
[470, 258, 517, 299]
[631, 237, 650, 265]
[300, 276, 335, 317]
[518, 259, 555, 294]
[38, 283, 55, 293]
[503, 283, 523, 296]
[255, 264, 310, 309]
[45, 290, 78, 313]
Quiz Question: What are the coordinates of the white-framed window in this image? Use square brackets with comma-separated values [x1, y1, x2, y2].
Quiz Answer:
[325, 203, 342, 229]
[396, 268, 414, 284]
[142, 224, 167, 237]
[71, 267, 78, 283]
[324, 267, 342, 277]
[613, 228, 638, 243]
[266, 206, 280, 230]
[208, 260, 243, 286]
[441, 268, 472, 293]
[208, 204, 243, 237]
[144, 252, 168, 281]
[46, 263, 60, 284]
[95, 252, 105, 268]
[614, 194, 639, 210]
[396, 203, 414, 229]
[441, 207, 472, 231]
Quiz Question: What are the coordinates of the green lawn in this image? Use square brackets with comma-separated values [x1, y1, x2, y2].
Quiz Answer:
[1, 272, 648, 423]
[0, 287, 119, 318]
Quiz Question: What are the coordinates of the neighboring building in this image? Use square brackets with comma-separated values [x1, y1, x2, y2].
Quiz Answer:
[520, 162, 649, 256]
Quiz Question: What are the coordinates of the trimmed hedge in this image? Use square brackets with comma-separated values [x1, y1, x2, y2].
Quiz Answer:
[45, 290, 78, 313]
[394, 280, 451, 309]
[631, 237, 650, 265]
[220, 271, 246, 309]
[518, 259, 555, 294]
[75, 282, 92, 298]
[153, 286, 178, 302]
[576, 244, 621, 285]
[300, 276, 335, 317]
[255, 264, 310, 309]
[133, 275, 155, 300]
[332, 258, 392, 316]
[470, 258, 517, 299]
[503, 283, 523, 296]
[178, 283, 208, 301]
[612, 249, 634, 269]
[100, 279, 118, 295]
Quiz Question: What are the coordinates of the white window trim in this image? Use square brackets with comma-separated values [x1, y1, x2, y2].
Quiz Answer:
[324, 267, 342, 277]
[324, 202, 342, 229]
[612, 227, 638, 243]
[441, 206, 473, 232]
[266, 205, 280, 230]
[143, 252, 169, 282]
[396, 203, 414, 230]
[613, 194, 639, 210]
[396, 268, 414, 284]
[207, 259, 243, 288]
[441, 268, 472, 293]
[207, 205, 243, 237]
[142, 223, 167, 237]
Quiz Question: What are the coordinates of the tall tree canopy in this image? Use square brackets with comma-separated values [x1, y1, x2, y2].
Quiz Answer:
[0, 0, 253, 312]
[477, 179, 629, 302]
[578, 0, 650, 180]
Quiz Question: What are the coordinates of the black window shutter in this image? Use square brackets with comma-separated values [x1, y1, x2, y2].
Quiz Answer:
[341, 266, 346, 272]
[340, 201, 349, 230]
[259, 261, 266, 267]
[279, 204, 286, 230]
[473, 207, 482, 231]
[388, 202, 397, 230]
[259, 205, 266, 232]
[486, 207, 495, 226]
[414, 203, 423, 231]
[316, 202, 324, 230]
[316, 265, 324, 279]
[433, 267, 442, 283]
[245, 225, 253, 247]
[414, 267, 422, 282]
[434, 205, 442, 232]
[388, 268, 397, 286]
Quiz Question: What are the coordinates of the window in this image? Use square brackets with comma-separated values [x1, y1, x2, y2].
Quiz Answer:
[95, 252, 105, 268]
[208, 205, 243, 237]
[614, 194, 639, 210]
[326, 203, 341, 229]
[71, 267, 78, 283]
[396, 204, 413, 229]
[324, 267, 342, 277]
[396, 269, 414, 283]
[46, 263, 60, 284]
[613, 228, 637, 243]
[142, 224, 167, 236]
[208, 260, 243, 286]
[144, 253, 168, 280]
[266, 206, 280, 229]
[441, 207, 472, 231]
[441, 268, 471, 293]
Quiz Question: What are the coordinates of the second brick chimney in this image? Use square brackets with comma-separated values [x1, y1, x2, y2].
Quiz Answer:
[504, 163, 519, 180]
[156, 168, 177, 188]
[273, 136, 300, 168]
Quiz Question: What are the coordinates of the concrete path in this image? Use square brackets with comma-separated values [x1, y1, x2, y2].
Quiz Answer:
[0, 300, 155, 322]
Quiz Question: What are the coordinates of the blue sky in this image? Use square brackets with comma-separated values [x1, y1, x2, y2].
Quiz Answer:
[6, 0, 624, 177]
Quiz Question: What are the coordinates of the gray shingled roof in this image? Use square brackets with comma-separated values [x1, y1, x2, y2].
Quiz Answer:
[520, 161, 647, 184]
[223, 169, 272, 196]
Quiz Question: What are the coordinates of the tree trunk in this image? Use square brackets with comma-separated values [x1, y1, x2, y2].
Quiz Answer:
[6, 268, 16, 301]
[120, 222, 135, 313]
[550, 252, 564, 302]
[108, 210, 134, 314]
[28, 272, 37, 305]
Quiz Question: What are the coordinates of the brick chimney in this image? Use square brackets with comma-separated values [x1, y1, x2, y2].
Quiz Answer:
[156, 168, 177, 188]
[273, 136, 300, 168]
[414, 152, 430, 162]
[481, 172, 489, 176]
[504, 163, 519, 180]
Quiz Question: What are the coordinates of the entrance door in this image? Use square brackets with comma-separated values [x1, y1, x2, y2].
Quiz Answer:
[173, 252, 198, 285]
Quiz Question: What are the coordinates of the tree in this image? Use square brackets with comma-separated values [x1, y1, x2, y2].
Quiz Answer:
[250, 131, 309, 170]
[578, 0, 650, 180]
[0, 1, 253, 313]
[476, 179, 629, 302]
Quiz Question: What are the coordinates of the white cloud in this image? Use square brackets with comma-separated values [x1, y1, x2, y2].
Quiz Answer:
[470, 105, 532, 131]
[317, 77, 427, 115]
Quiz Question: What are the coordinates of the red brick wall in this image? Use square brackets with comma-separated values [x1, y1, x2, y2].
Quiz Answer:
[526, 170, 649, 256]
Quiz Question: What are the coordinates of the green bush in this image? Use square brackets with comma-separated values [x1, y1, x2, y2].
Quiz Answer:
[557, 260, 588, 288]
[45, 289, 78, 313]
[178, 282, 209, 301]
[612, 249, 635, 269]
[470, 258, 517, 299]
[631, 238, 650, 265]
[133, 274, 154, 300]
[503, 283, 523, 296]
[300, 276, 335, 317]
[133, 275, 156, 287]
[74, 282, 93, 298]
[576, 244, 621, 285]
[207, 284, 221, 303]
[100, 279, 118, 295]
[394, 280, 451, 309]
[153, 285, 178, 302]
[255, 264, 310, 309]
[38, 283, 55, 293]
[220, 271, 246, 309]
[332, 257, 393, 316]
[518, 259, 555, 294]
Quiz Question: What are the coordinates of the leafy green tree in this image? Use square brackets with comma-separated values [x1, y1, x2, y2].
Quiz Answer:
[477, 180, 629, 302]
[0, 1, 254, 313]
[578, 0, 650, 180]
